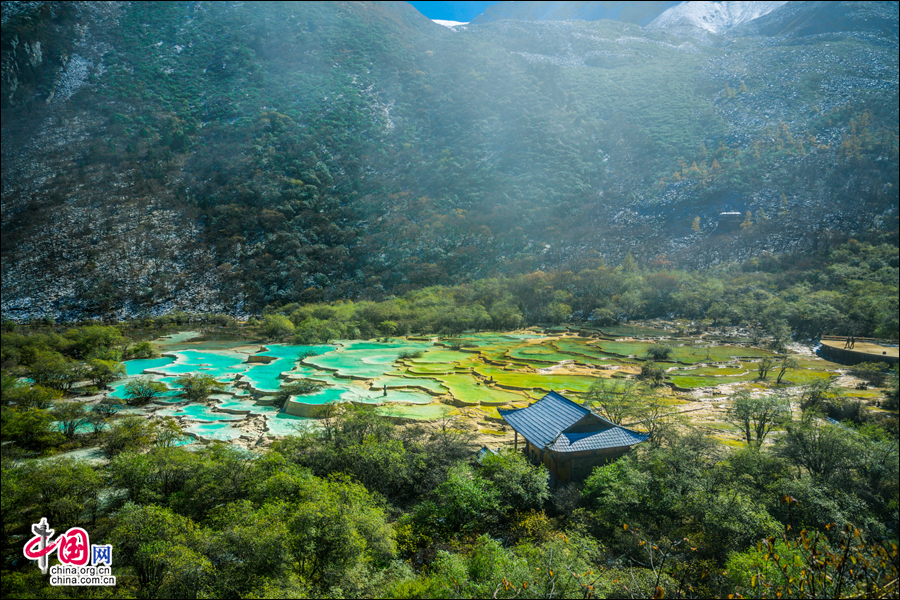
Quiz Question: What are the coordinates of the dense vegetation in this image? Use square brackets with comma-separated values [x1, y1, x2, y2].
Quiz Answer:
[2, 236, 898, 597]
[258, 239, 898, 343]
[2, 2, 897, 316]
[1, 2, 898, 595]
[2, 398, 897, 598]
[2, 238, 896, 457]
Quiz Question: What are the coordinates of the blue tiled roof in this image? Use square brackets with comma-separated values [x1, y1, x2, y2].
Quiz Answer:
[499, 391, 647, 452]
[499, 391, 588, 448]
[546, 428, 649, 452]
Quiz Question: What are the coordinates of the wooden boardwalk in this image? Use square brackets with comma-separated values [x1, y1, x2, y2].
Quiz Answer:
[820, 337, 898, 365]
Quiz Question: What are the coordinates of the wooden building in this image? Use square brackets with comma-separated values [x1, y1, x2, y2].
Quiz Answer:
[499, 391, 648, 485]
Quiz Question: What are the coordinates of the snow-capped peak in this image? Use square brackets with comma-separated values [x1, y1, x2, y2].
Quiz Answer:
[433, 20, 468, 28]
[648, 1, 787, 35]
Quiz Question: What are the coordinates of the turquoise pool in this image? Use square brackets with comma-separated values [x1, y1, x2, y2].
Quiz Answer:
[124, 356, 176, 376]
[266, 413, 315, 436]
[184, 422, 245, 441]
[156, 404, 244, 421]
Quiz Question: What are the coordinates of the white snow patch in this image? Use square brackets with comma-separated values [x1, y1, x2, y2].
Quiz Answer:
[433, 19, 468, 28]
[648, 1, 786, 35]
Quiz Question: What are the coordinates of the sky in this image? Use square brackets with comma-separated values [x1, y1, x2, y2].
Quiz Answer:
[407, 1, 498, 23]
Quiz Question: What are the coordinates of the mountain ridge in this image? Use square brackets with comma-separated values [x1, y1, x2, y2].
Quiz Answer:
[471, 1, 681, 26]
[645, 0, 786, 36]
[1, 1, 897, 320]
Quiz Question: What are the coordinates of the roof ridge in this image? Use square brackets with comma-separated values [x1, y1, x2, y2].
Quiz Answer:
[547, 389, 623, 429]
[545, 390, 590, 414]
[500, 391, 649, 452]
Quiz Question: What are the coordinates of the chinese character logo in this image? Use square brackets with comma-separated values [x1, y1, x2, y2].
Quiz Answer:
[23, 518, 113, 574]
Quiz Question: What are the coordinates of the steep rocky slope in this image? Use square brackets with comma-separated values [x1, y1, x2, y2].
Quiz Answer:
[1, 1, 897, 320]
[646, 0, 786, 36]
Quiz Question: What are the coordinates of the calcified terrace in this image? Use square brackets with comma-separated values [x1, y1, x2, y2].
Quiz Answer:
[100, 326, 854, 448]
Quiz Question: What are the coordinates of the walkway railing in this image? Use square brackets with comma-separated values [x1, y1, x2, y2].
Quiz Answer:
[820, 335, 896, 346]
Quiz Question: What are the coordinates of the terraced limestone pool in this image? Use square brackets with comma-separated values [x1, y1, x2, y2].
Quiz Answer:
[375, 403, 458, 420]
[267, 413, 315, 436]
[183, 422, 246, 442]
[156, 404, 244, 422]
[111, 328, 842, 442]
[124, 356, 177, 376]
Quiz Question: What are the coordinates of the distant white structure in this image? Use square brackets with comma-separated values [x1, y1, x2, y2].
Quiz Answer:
[718, 211, 744, 231]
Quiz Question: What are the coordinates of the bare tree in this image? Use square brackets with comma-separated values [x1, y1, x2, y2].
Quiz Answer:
[776, 356, 799, 385]
[585, 377, 644, 424]
[757, 356, 776, 380]
[726, 390, 791, 448]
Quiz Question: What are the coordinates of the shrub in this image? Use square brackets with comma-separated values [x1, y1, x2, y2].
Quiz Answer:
[263, 314, 295, 339]
[174, 373, 224, 402]
[849, 362, 889, 388]
[124, 377, 170, 405]
[272, 379, 324, 408]
[479, 449, 550, 517]
[645, 345, 673, 360]
[100, 416, 159, 458]
[638, 361, 666, 386]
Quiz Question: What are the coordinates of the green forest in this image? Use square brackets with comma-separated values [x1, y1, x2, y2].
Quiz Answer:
[1, 1, 899, 597]
[2, 238, 898, 598]
[255, 239, 899, 343]
[3, 408, 897, 598]
[2, 2, 898, 315]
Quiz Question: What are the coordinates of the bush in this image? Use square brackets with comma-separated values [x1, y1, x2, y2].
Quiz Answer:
[100, 416, 159, 458]
[127, 340, 155, 359]
[124, 377, 170, 405]
[638, 361, 666, 386]
[1, 406, 64, 450]
[273, 379, 325, 408]
[726, 526, 899, 600]
[645, 345, 673, 360]
[479, 449, 550, 517]
[412, 463, 499, 536]
[263, 314, 295, 339]
[52, 401, 90, 439]
[174, 373, 224, 402]
[849, 362, 889, 388]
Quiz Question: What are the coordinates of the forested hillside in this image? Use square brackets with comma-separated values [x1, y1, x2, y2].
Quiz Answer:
[1, 1, 897, 320]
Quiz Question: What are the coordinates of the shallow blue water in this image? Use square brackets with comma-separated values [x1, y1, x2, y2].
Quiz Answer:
[124, 356, 176, 376]
[266, 413, 315, 436]
[53, 421, 102, 434]
[156, 404, 244, 421]
[242, 344, 335, 391]
[158, 350, 249, 377]
[111, 337, 452, 431]
[216, 399, 279, 415]
[184, 422, 245, 441]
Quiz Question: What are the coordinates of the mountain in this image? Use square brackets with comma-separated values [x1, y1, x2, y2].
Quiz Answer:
[645, 1, 786, 36]
[729, 1, 900, 38]
[471, 1, 681, 26]
[1, 1, 897, 320]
